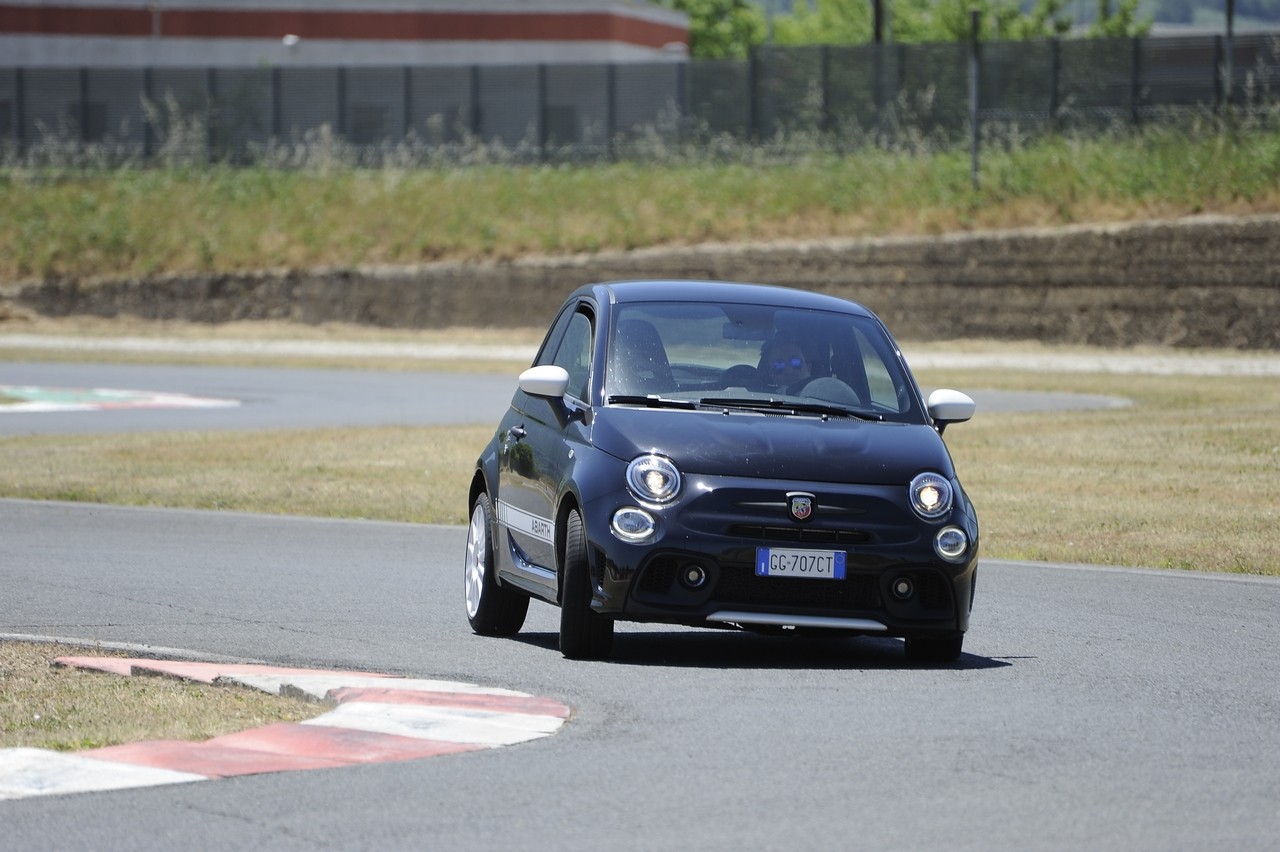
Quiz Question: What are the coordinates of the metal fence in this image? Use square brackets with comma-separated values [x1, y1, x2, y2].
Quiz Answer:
[2, 31, 1278, 164]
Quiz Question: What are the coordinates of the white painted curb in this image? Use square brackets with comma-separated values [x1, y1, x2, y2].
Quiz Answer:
[0, 657, 570, 801]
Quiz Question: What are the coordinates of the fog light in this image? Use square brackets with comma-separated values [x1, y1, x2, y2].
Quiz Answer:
[611, 507, 656, 543]
[680, 564, 708, 589]
[934, 526, 969, 562]
[891, 577, 914, 600]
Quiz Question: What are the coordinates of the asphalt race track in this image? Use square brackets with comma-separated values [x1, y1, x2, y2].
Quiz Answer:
[3, 501, 1278, 850]
[0, 363, 520, 434]
[2, 362, 1278, 850]
[0, 362, 1129, 435]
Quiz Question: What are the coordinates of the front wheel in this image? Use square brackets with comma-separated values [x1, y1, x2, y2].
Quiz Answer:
[464, 493, 528, 636]
[558, 509, 614, 660]
[904, 633, 964, 663]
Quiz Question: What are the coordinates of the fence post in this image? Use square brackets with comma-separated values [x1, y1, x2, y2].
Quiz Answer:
[271, 66, 281, 143]
[469, 66, 481, 139]
[872, 43, 883, 137]
[676, 59, 687, 148]
[1130, 36, 1142, 127]
[606, 62, 617, 161]
[15, 67, 25, 160]
[1049, 38, 1060, 129]
[143, 66, 153, 161]
[79, 67, 90, 145]
[1225, 0, 1235, 106]
[969, 11, 981, 191]
[1223, 0, 1233, 106]
[748, 46, 760, 143]
[336, 66, 347, 140]
[537, 63, 547, 161]
[402, 66, 411, 140]
[1213, 35, 1224, 112]
[820, 45, 831, 140]
[205, 67, 215, 164]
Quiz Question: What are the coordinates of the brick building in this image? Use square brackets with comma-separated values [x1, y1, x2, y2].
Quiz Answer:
[0, 0, 690, 67]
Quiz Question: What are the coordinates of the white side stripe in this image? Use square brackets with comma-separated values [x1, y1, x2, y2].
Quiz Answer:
[496, 500, 555, 544]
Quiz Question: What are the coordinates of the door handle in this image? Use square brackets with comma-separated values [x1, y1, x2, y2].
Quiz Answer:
[508, 426, 527, 441]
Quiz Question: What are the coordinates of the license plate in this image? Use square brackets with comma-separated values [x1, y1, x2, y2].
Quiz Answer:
[755, 547, 846, 580]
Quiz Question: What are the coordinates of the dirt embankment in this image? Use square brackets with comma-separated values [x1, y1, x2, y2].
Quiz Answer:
[6, 214, 1280, 349]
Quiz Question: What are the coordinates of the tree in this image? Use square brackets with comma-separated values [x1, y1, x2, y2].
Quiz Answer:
[1089, 0, 1153, 36]
[772, 0, 1075, 44]
[771, 0, 873, 44]
[657, 0, 768, 59]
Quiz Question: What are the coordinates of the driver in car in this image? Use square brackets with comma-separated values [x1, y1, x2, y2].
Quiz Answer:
[765, 340, 812, 394]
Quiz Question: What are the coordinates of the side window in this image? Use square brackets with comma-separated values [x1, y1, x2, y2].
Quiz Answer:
[534, 305, 579, 368]
[851, 328, 901, 412]
[550, 311, 593, 402]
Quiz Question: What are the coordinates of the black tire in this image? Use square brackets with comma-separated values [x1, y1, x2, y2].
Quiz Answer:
[464, 492, 529, 636]
[558, 509, 614, 660]
[904, 633, 964, 663]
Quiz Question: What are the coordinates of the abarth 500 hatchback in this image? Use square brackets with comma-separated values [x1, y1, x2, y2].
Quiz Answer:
[464, 280, 979, 661]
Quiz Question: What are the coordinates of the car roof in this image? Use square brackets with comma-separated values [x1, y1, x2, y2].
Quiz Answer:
[573, 280, 876, 318]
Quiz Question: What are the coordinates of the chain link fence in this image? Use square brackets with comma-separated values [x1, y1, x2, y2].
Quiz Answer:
[2, 32, 1277, 165]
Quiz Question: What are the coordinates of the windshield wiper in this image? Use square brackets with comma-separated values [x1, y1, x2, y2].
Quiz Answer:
[607, 394, 698, 410]
[699, 396, 884, 422]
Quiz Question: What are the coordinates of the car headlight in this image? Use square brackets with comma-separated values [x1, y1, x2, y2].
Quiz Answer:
[934, 526, 969, 562]
[909, 472, 953, 520]
[626, 454, 682, 503]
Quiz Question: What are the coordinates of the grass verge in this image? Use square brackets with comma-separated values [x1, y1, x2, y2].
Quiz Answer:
[0, 642, 322, 751]
[0, 425, 491, 523]
[4, 128, 1280, 282]
[0, 317, 543, 372]
[932, 370, 1280, 574]
[1, 344, 1276, 574]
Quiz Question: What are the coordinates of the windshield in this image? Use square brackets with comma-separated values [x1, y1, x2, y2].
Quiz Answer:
[605, 301, 923, 422]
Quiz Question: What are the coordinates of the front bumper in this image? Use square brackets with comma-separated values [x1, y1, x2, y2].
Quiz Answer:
[582, 473, 978, 638]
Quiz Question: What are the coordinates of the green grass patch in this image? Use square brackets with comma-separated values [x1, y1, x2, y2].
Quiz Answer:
[4, 126, 1280, 282]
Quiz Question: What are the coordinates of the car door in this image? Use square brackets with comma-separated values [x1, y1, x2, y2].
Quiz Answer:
[497, 303, 594, 585]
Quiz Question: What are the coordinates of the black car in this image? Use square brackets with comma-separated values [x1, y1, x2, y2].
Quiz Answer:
[464, 280, 979, 661]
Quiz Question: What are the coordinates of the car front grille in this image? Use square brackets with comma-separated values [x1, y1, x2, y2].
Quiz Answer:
[915, 569, 951, 610]
[714, 565, 882, 610]
[636, 556, 682, 595]
[727, 524, 873, 545]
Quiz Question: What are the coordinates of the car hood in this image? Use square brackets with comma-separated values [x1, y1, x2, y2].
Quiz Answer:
[591, 407, 953, 485]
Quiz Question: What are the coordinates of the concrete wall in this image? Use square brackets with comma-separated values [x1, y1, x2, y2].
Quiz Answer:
[8, 213, 1280, 348]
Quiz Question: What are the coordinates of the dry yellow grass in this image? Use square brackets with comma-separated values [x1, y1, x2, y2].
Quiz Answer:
[931, 370, 1280, 574]
[0, 641, 322, 751]
[0, 425, 492, 523]
[1, 331, 1276, 573]
[0, 316, 542, 372]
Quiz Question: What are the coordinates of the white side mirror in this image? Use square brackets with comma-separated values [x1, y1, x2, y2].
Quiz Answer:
[927, 388, 976, 427]
[518, 365, 571, 399]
